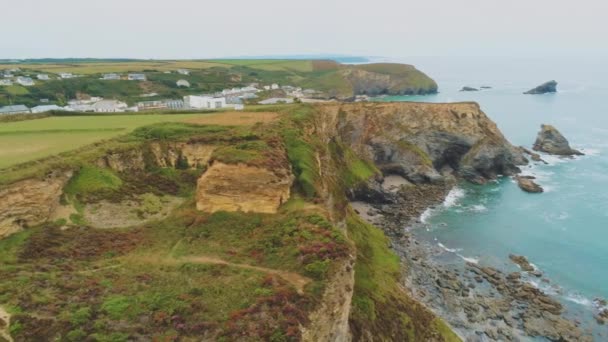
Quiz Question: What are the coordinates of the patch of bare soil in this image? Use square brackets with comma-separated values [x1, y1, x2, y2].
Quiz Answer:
[182, 111, 279, 126]
[84, 194, 182, 229]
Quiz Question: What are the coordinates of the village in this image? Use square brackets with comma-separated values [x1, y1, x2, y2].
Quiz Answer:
[0, 67, 339, 115]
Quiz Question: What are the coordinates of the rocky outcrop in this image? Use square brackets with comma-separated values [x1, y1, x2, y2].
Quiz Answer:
[96, 149, 146, 172]
[0, 171, 72, 238]
[516, 176, 544, 193]
[315, 102, 527, 185]
[524, 80, 557, 94]
[533, 124, 583, 156]
[196, 162, 294, 214]
[460, 86, 479, 92]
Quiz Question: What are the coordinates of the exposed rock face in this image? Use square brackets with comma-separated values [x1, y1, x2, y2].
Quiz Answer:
[196, 162, 294, 214]
[302, 258, 355, 342]
[149, 142, 215, 169]
[533, 124, 583, 156]
[0, 171, 72, 238]
[460, 86, 479, 92]
[316, 102, 527, 185]
[524, 80, 557, 94]
[516, 176, 544, 193]
[96, 149, 146, 172]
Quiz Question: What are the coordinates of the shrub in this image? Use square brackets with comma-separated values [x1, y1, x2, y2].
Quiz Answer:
[303, 259, 330, 279]
[64, 166, 122, 196]
[101, 295, 132, 320]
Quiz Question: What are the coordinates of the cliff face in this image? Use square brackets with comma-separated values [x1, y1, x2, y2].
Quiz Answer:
[314, 102, 527, 185]
[347, 63, 439, 96]
[196, 161, 294, 214]
[0, 171, 72, 238]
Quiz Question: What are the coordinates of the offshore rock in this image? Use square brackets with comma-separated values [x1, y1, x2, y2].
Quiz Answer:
[515, 176, 544, 193]
[524, 80, 557, 94]
[533, 124, 583, 156]
[460, 86, 479, 92]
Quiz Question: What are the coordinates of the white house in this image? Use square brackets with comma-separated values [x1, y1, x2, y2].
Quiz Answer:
[0, 105, 30, 115]
[184, 95, 226, 109]
[37, 74, 50, 80]
[92, 100, 128, 113]
[271, 83, 279, 90]
[16, 77, 35, 86]
[59, 73, 74, 79]
[0, 79, 12, 86]
[102, 73, 121, 80]
[128, 74, 146, 81]
[176, 79, 190, 88]
[263, 85, 271, 90]
[177, 69, 190, 75]
[31, 105, 65, 113]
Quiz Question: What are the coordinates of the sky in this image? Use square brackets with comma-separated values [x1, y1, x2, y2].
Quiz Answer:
[1, 0, 607, 59]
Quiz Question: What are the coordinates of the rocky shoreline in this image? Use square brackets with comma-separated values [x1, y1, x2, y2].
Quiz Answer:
[352, 179, 598, 341]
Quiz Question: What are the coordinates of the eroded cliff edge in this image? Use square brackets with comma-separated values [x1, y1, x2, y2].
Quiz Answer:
[0, 102, 527, 341]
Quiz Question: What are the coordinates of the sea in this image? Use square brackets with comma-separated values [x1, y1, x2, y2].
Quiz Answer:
[376, 56, 608, 338]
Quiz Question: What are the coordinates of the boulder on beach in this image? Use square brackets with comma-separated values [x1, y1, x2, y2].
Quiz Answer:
[460, 86, 479, 92]
[533, 124, 583, 156]
[524, 80, 557, 94]
[516, 176, 544, 193]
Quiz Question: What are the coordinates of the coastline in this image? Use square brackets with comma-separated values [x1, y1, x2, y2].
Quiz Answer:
[351, 178, 596, 341]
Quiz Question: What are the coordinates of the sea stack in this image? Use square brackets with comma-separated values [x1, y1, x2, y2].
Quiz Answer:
[515, 176, 544, 193]
[533, 124, 583, 156]
[524, 80, 557, 94]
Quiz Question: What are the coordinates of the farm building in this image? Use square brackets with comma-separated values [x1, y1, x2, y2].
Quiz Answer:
[102, 73, 121, 80]
[0, 79, 12, 86]
[184, 95, 226, 109]
[16, 76, 35, 86]
[176, 79, 190, 87]
[177, 69, 190, 75]
[128, 74, 146, 81]
[37, 74, 50, 80]
[0, 105, 30, 115]
[164, 100, 185, 110]
[59, 73, 74, 79]
[92, 100, 128, 113]
[31, 105, 65, 113]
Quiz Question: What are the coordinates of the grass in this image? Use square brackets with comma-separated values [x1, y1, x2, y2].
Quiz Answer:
[0, 114, 207, 169]
[64, 166, 122, 196]
[4, 85, 29, 95]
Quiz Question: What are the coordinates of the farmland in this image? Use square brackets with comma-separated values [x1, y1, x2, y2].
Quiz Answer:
[0, 112, 278, 169]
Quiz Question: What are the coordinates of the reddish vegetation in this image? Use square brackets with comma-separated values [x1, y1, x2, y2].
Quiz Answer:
[19, 226, 144, 261]
[221, 275, 311, 341]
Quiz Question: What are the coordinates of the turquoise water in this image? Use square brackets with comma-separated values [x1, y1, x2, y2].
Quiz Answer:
[381, 56, 608, 330]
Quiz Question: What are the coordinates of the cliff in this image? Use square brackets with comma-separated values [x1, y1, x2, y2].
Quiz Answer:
[0, 103, 526, 341]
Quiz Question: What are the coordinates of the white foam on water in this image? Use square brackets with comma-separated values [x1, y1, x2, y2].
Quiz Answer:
[443, 187, 466, 208]
[577, 147, 601, 156]
[564, 293, 594, 307]
[468, 204, 487, 212]
[437, 242, 462, 253]
[457, 254, 479, 264]
[420, 208, 434, 223]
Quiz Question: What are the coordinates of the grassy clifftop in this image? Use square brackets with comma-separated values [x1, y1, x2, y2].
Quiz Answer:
[0, 104, 458, 341]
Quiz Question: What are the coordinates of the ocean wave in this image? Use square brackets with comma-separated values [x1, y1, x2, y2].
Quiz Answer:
[577, 147, 601, 156]
[443, 187, 466, 207]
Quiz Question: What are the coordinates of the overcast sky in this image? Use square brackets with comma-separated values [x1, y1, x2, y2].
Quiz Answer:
[1, 0, 606, 59]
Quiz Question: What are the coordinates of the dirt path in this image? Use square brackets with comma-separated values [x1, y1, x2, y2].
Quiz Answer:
[181, 256, 311, 294]
[0, 305, 12, 342]
[130, 253, 311, 294]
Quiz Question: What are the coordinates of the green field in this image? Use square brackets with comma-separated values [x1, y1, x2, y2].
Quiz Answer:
[0, 114, 202, 169]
